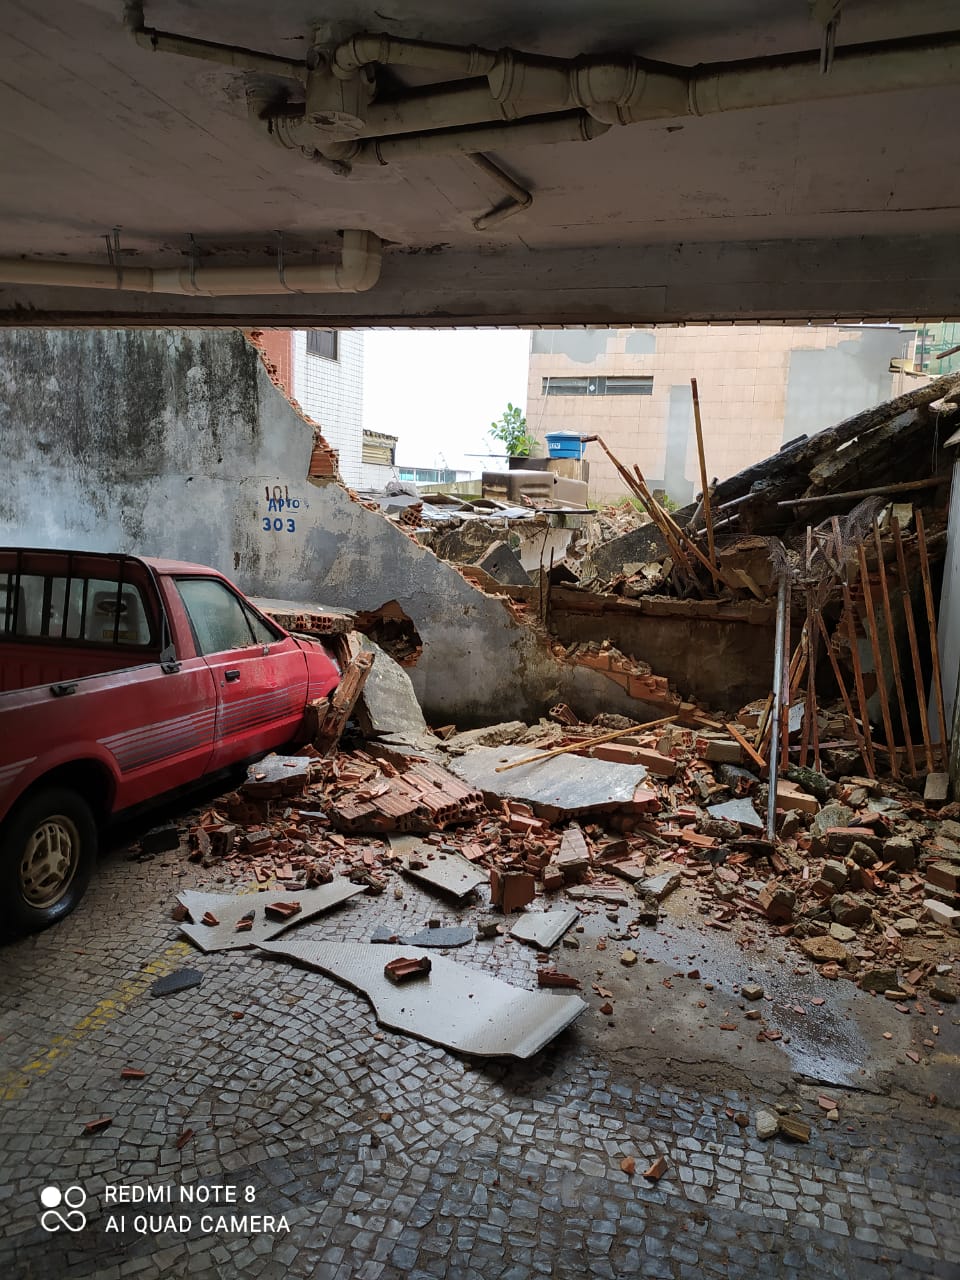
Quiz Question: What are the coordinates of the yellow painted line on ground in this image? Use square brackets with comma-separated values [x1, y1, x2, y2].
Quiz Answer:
[0, 941, 191, 1103]
[0, 876, 269, 1104]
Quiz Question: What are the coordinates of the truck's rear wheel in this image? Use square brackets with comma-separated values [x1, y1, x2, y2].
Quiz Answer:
[1, 788, 97, 932]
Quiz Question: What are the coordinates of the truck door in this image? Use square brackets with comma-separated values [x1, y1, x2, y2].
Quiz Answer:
[172, 577, 309, 771]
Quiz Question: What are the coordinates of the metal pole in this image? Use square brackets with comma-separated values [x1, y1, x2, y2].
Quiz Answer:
[767, 573, 788, 842]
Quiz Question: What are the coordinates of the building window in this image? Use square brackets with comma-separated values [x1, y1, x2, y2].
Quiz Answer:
[398, 467, 457, 484]
[306, 330, 339, 360]
[542, 375, 653, 396]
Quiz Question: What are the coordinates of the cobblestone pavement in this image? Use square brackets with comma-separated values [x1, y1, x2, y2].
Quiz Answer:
[1, 822, 959, 1280]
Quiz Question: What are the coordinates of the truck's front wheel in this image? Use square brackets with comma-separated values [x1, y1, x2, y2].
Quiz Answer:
[1, 788, 97, 932]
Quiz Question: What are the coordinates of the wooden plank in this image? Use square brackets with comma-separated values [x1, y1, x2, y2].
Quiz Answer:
[780, 579, 793, 772]
[857, 541, 900, 778]
[892, 515, 935, 772]
[690, 377, 719, 588]
[915, 508, 950, 770]
[872, 520, 916, 775]
[754, 692, 773, 749]
[494, 715, 678, 772]
[841, 581, 878, 778]
[724, 721, 767, 770]
[581, 434, 696, 577]
[813, 610, 871, 775]
[778, 477, 942, 507]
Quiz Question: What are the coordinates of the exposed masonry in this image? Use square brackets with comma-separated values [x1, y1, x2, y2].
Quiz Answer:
[244, 327, 706, 725]
[0, 326, 701, 725]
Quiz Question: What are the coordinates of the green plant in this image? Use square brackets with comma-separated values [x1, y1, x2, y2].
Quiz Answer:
[489, 402, 536, 457]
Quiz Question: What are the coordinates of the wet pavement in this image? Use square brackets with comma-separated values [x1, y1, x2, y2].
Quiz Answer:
[1, 814, 959, 1280]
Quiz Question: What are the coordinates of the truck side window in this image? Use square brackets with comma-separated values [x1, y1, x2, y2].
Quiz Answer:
[242, 602, 282, 646]
[175, 579, 256, 655]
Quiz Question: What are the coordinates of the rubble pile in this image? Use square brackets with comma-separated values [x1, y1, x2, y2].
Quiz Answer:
[574, 371, 959, 605]
[173, 700, 959, 1006]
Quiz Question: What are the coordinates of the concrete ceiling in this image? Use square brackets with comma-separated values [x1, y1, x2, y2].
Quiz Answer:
[1, 0, 959, 325]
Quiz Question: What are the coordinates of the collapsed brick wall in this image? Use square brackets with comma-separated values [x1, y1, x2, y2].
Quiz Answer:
[247, 329, 339, 480]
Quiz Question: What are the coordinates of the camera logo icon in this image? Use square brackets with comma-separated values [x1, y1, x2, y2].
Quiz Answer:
[39, 1185, 88, 1233]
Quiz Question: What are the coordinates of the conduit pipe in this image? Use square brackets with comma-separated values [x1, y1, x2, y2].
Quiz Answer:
[124, 3, 305, 79]
[342, 112, 610, 164]
[371, 111, 609, 160]
[0, 230, 382, 296]
[687, 33, 960, 119]
[332, 34, 497, 80]
[126, 12, 960, 164]
[470, 154, 533, 229]
[323, 28, 960, 130]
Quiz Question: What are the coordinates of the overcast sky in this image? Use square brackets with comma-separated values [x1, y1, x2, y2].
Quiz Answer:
[362, 329, 530, 473]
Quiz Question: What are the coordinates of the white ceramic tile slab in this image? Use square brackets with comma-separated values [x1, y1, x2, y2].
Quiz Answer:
[177, 880, 365, 952]
[257, 940, 586, 1058]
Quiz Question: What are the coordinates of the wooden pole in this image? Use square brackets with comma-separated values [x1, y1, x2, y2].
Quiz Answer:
[857, 541, 900, 779]
[690, 377, 719, 587]
[634, 463, 739, 590]
[777, 476, 943, 508]
[780, 578, 792, 772]
[494, 715, 678, 772]
[725, 721, 767, 770]
[841, 581, 877, 777]
[758, 636, 804, 762]
[813, 610, 872, 775]
[629, 466, 699, 577]
[754, 692, 773, 749]
[872, 520, 917, 775]
[915, 508, 950, 769]
[892, 515, 935, 772]
[800, 529, 814, 768]
[582, 434, 695, 576]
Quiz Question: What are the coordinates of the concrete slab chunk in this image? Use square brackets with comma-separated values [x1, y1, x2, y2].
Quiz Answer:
[924, 773, 950, 804]
[638, 870, 682, 901]
[447, 745, 655, 818]
[355, 636, 428, 742]
[509, 908, 580, 950]
[707, 798, 764, 832]
[370, 925, 473, 948]
[258, 940, 586, 1058]
[566, 884, 631, 906]
[241, 753, 313, 799]
[177, 881, 365, 952]
[402, 851, 488, 900]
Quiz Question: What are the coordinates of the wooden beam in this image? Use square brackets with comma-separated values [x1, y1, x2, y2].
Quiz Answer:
[857, 541, 900, 778]
[494, 715, 678, 772]
[915, 508, 950, 770]
[725, 721, 767, 770]
[892, 515, 935, 772]
[813, 610, 871, 774]
[872, 520, 916, 775]
[690, 377, 719, 588]
[778, 476, 942, 508]
[841, 581, 878, 778]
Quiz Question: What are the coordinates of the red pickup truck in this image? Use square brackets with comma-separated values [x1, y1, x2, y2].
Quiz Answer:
[0, 548, 340, 931]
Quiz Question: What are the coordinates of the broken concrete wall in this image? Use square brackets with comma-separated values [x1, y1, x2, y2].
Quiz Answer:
[546, 597, 776, 710]
[0, 327, 670, 725]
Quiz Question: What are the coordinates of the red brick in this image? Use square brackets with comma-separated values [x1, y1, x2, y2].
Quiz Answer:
[490, 869, 536, 913]
[537, 969, 581, 988]
[384, 956, 432, 983]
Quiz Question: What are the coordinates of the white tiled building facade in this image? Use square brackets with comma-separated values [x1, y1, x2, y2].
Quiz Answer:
[291, 330, 365, 486]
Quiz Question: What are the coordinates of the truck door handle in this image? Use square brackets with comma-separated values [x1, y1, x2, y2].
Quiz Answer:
[225, 669, 241, 682]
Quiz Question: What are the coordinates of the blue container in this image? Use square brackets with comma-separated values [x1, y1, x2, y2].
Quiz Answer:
[545, 432, 586, 459]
